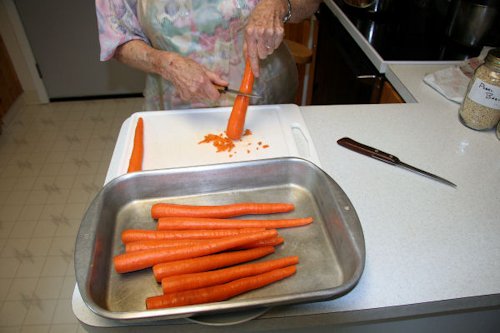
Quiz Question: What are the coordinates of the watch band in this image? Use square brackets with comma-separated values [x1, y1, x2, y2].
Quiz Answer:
[282, 0, 292, 23]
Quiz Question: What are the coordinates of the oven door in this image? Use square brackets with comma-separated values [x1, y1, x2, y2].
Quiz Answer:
[312, 3, 383, 105]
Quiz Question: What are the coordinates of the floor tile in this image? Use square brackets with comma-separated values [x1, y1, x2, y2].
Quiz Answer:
[23, 299, 58, 325]
[34, 277, 64, 300]
[0, 300, 29, 326]
[0, 97, 143, 331]
[5, 277, 38, 301]
[0, 258, 20, 278]
[15, 257, 46, 278]
[48, 324, 78, 333]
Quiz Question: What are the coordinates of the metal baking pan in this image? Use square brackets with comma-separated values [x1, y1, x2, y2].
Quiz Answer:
[75, 157, 365, 322]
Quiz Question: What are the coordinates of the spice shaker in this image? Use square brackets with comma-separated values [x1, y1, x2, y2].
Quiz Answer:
[459, 48, 500, 130]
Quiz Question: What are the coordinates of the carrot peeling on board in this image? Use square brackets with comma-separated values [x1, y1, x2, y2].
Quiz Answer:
[226, 58, 254, 140]
[127, 117, 144, 173]
[157, 216, 313, 230]
[153, 246, 275, 282]
[146, 265, 296, 309]
[161, 256, 299, 293]
[151, 202, 295, 219]
[121, 228, 266, 244]
[113, 229, 278, 273]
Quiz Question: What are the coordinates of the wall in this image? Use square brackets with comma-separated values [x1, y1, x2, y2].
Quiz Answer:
[0, 0, 48, 104]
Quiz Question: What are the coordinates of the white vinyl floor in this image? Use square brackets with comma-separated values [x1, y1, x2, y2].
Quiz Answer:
[0, 96, 144, 332]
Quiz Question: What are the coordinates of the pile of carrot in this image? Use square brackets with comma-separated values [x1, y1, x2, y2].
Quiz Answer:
[112, 201, 313, 310]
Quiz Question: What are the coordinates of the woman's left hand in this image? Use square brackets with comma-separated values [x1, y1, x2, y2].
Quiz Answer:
[244, 0, 288, 77]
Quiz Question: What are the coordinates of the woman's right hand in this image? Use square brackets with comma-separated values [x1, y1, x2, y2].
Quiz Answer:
[154, 52, 228, 103]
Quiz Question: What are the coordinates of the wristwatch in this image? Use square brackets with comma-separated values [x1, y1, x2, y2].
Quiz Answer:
[282, 0, 292, 23]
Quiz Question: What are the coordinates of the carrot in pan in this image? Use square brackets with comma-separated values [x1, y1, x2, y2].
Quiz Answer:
[162, 256, 299, 293]
[226, 58, 254, 140]
[152, 246, 275, 281]
[151, 202, 295, 219]
[232, 236, 284, 250]
[121, 228, 265, 244]
[157, 216, 313, 230]
[146, 265, 296, 309]
[126, 239, 210, 253]
[125, 236, 283, 253]
[114, 229, 278, 273]
[127, 117, 144, 173]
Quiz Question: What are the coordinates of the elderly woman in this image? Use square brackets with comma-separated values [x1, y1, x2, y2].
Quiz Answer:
[96, 0, 321, 110]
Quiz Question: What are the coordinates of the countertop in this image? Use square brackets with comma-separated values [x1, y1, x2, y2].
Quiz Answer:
[72, 4, 500, 332]
[72, 66, 500, 332]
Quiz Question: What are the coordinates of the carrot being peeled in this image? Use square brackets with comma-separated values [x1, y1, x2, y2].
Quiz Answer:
[157, 216, 313, 230]
[151, 202, 294, 219]
[113, 229, 278, 273]
[146, 265, 296, 309]
[153, 246, 275, 282]
[162, 256, 299, 293]
[226, 58, 254, 140]
[127, 117, 144, 173]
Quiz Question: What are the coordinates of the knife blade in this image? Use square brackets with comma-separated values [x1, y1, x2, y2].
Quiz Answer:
[337, 137, 457, 188]
[215, 85, 261, 99]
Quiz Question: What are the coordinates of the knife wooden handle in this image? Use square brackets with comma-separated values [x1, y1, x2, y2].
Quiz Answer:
[337, 137, 400, 165]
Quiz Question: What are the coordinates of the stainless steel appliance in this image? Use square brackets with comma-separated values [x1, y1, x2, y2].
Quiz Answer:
[445, 0, 500, 47]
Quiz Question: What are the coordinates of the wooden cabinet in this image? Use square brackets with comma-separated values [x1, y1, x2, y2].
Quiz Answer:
[0, 33, 23, 129]
[284, 17, 318, 105]
[378, 80, 404, 104]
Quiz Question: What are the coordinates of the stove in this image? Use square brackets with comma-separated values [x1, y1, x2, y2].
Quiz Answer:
[331, 0, 498, 62]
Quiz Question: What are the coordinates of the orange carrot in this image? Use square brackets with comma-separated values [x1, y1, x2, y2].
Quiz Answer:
[125, 239, 209, 253]
[146, 265, 296, 309]
[226, 58, 254, 140]
[125, 239, 210, 253]
[153, 246, 275, 281]
[127, 117, 144, 173]
[121, 228, 265, 244]
[232, 236, 284, 250]
[157, 216, 313, 230]
[125, 236, 283, 253]
[114, 229, 278, 273]
[162, 256, 299, 293]
[151, 202, 294, 219]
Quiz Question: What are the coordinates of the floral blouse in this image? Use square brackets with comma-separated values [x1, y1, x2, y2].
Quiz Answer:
[96, 0, 298, 110]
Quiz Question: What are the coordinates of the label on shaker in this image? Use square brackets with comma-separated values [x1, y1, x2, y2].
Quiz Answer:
[467, 78, 500, 110]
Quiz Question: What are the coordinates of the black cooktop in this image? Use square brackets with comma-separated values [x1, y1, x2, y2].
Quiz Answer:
[332, 0, 497, 61]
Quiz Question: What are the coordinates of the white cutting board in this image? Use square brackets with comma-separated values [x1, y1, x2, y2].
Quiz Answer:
[106, 104, 320, 183]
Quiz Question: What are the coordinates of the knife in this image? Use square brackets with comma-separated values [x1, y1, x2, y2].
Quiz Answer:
[337, 137, 457, 188]
[214, 84, 261, 99]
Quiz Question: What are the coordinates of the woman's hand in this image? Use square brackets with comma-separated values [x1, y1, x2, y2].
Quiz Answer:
[156, 52, 229, 103]
[244, 0, 288, 77]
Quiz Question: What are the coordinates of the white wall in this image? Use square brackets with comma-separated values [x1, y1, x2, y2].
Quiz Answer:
[0, 0, 48, 104]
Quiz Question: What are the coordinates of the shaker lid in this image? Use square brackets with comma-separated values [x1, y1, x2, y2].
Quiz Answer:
[467, 0, 500, 7]
[485, 48, 500, 66]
